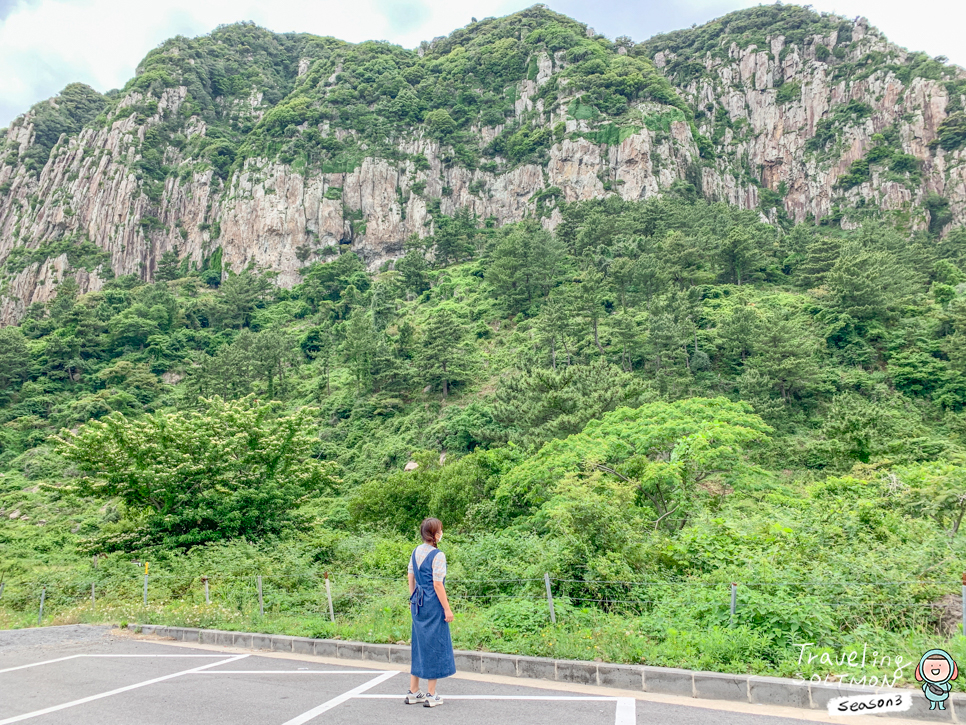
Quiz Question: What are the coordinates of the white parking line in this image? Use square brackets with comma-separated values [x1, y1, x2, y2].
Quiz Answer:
[0, 655, 84, 674]
[196, 670, 383, 674]
[280, 671, 398, 725]
[2, 651, 637, 725]
[353, 693, 636, 724]
[615, 697, 636, 725]
[355, 694, 622, 700]
[0, 654, 248, 724]
[0, 654, 225, 674]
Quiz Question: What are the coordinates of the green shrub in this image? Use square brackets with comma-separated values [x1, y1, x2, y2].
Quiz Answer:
[58, 396, 340, 549]
[776, 81, 801, 104]
[932, 112, 966, 152]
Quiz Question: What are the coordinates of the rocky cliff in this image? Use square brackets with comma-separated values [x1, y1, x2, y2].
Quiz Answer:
[0, 5, 964, 324]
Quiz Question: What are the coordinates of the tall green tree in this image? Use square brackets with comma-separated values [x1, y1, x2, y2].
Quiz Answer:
[394, 249, 430, 296]
[744, 311, 824, 404]
[342, 311, 377, 392]
[418, 307, 474, 397]
[0, 327, 31, 393]
[716, 302, 759, 369]
[534, 295, 576, 369]
[491, 360, 644, 447]
[573, 268, 607, 354]
[717, 227, 764, 286]
[432, 208, 477, 266]
[485, 224, 564, 314]
[824, 243, 909, 323]
[216, 269, 273, 329]
[58, 396, 339, 549]
[795, 236, 842, 289]
[155, 249, 182, 282]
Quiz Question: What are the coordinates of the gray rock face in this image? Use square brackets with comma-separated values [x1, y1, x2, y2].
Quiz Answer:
[675, 29, 966, 230]
[0, 15, 963, 325]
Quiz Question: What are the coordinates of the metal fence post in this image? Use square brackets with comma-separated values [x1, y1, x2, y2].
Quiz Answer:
[257, 575, 264, 617]
[324, 572, 335, 623]
[91, 583, 95, 608]
[544, 573, 556, 625]
[202, 576, 210, 605]
[143, 563, 149, 606]
[0, 581, 4, 600]
[730, 583, 737, 627]
[38, 586, 46, 625]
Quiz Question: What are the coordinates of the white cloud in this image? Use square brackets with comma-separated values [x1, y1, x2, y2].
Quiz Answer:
[816, 0, 965, 64]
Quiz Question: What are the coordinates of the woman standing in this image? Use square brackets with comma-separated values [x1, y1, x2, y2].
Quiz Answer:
[405, 517, 456, 708]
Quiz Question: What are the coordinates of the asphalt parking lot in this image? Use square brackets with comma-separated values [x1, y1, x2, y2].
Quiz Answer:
[0, 626, 922, 724]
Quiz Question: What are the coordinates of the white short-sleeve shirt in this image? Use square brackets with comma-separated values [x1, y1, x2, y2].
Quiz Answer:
[408, 543, 447, 582]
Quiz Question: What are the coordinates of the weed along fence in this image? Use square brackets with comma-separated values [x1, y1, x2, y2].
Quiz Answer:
[1, 568, 965, 638]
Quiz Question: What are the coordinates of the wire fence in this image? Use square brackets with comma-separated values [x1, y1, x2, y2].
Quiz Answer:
[1, 567, 964, 636]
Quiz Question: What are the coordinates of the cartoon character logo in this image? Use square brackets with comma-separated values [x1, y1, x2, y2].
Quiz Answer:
[915, 649, 959, 711]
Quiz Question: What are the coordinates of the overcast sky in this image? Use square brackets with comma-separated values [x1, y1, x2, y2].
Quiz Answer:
[1, 0, 963, 129]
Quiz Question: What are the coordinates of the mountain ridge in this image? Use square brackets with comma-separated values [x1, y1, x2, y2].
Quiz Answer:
[0, 4, 964, 324]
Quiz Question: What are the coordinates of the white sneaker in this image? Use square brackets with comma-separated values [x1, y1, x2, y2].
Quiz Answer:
[404, 691, 426, 705]
[424, 694, 443, 707]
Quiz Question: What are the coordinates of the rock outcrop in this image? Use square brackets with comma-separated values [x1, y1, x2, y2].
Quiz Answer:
[0, 9, 964, 324]
[655, 21, 966, 229]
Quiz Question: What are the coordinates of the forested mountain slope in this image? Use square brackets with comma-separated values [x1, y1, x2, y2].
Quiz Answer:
[1, 5, 965, 324]
[1, 4, 966, 680]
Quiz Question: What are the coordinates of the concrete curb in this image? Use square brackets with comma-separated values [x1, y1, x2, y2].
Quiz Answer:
[129, 624, 965, 723]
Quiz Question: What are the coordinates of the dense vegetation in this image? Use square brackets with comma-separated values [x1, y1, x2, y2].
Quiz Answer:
[0, 4, 704, 203]
[2, 1, 966, 688]
[2, 190, 965, 685]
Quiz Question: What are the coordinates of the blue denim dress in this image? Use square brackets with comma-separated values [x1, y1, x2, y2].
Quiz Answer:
[409, 547, 456, 680]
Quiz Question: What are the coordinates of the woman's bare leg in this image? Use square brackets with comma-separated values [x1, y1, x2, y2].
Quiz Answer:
[427, 678, 437, 696]
[410, 675, 420, 693]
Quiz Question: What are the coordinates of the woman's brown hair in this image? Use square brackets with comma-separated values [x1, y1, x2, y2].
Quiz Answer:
[420, 518, 442, 547]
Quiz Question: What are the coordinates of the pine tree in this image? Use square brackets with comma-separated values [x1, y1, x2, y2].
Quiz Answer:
[155, 249, 181, 282]
[574, 268, 607, 355]
[486, 228, 533, 314]
[795, 236, 842, 289]
[418, 308, 474, 398]
[609, 257, 637, 312]
[745, 312, 823, 403]
[395, 249, 430, 296]
[824, 243, 909, 322]
[717, 302, 760, 369]
[609, 310, 640, 372]
[0, 327, 29, 392]
[535, 296, 575, 369]
[342, 311, 376, 392]
[717, 227, 764, 286]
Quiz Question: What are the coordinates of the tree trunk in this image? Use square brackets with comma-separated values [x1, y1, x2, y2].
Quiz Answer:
[592, 317, 604, 355]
